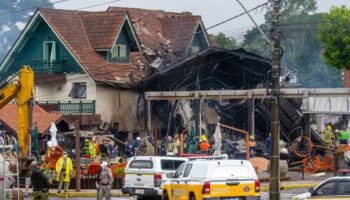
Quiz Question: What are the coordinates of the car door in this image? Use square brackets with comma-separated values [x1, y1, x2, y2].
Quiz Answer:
[180, 163, 193, 200]
[171, 163, 186, 200]
[310, 180, 337, 199]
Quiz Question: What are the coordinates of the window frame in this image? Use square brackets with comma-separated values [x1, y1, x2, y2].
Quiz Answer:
[43, 41, 56, 62]
[183, 163, 193, 178]
[173, 163, 186, 179]
[69, 82, 87, 99]
[108, 44, 128, 63]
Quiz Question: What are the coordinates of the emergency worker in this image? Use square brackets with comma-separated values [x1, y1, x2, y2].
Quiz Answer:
[339, 128, 349, 145]
[323, 124, 333, 147]
[132, 137, 142, 154]
[96, 161, 113, 200]
[55, 151, 73, 193]
[31, 161, 52, 200]
[124, 140, 134, 158]
[200, 134, 210, 152]
[166, 136, 177, 156]
[100, 139, 109, 162]
[249, 135, 257, 157]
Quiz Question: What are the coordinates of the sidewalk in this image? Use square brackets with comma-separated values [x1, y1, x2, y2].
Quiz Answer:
[260, 179, 320, 192]
[26, 189, 127, 197]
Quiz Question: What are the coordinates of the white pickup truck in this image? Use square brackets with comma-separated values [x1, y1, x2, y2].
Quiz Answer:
[122, 156, 188, 200]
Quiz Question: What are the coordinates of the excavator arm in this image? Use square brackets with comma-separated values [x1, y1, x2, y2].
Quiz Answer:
[0, 66, 34, 160]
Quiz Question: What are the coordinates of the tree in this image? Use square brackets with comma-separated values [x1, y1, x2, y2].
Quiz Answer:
[0, 0, 53, 61]
[242, 0, 342, 88]
[210, 33, 237, 50]
[319, 6, 350, 69]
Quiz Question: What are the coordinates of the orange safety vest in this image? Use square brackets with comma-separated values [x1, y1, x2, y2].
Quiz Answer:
[200, 141, 210, 151]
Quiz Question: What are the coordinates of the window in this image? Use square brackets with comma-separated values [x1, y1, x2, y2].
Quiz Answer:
[69, 82, 86, 99]
[336, 180, 350, 195]
[43, 41, 56, 62]
[183, 164, 192, 178]
[129, 160, 153, 169]
[315, 181, 336, 196]
[161, 160, 186, 170]
[111, 44, 127, 59]
[173, 163, 185, 178]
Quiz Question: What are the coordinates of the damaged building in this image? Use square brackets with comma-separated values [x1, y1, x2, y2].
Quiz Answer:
[142, 47, 325, 160]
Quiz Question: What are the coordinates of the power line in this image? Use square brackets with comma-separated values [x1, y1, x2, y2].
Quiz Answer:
[206, 2, 268, 31]
[77, 0, 122, 10]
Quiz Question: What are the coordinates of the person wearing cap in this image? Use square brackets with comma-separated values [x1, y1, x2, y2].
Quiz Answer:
[96, 161, 113, 200]
[55, 151, 73, 193]
[200, 134, 210, 153]
[31, 161, 52, 200]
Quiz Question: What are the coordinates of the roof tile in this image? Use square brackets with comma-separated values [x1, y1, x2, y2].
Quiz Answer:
[0, 103, 62, 134]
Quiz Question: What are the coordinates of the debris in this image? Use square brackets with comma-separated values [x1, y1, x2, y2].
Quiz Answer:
[249, 157, 269, 172]
[310, 172, 326, 177]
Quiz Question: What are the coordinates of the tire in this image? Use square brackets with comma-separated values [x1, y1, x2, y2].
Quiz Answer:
[162, 192, 169, 200]
[189, 193, 196, 200]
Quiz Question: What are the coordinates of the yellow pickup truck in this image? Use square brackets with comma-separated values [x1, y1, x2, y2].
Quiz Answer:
[162, 157, 260, 200]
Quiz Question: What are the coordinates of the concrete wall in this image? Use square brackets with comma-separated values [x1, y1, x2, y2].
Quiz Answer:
[96, 86, 145, 132]
[34, 74, 96, 101]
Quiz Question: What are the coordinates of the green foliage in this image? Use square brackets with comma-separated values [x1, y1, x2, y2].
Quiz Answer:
[114, 167, 125, 177]
[0, 0, 53, 61]
[242, 1, 342, 88]
[319, 6, 350, 69]
[210, 33, 237, 50]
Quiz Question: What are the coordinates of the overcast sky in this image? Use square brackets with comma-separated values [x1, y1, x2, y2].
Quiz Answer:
[53, 0, 350, 40]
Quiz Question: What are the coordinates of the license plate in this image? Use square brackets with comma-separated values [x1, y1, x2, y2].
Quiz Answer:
[135, 189, 144, 194]
[223, 198, 239, 200]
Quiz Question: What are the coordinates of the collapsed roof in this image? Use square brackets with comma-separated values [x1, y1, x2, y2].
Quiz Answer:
[143, 47, 323, 145]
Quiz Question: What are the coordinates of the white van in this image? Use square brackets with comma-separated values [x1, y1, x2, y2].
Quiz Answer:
[122, 156, 188, 199]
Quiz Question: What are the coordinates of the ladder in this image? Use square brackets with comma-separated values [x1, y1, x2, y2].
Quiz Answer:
[1, 136, 20, 200]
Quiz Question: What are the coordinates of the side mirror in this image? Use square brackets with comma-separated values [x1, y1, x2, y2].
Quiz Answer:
[309, 188, 315, 195]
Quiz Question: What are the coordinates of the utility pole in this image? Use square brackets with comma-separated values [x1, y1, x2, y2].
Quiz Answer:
[270, 0, 282, 200]
[74, 120, 81, 192]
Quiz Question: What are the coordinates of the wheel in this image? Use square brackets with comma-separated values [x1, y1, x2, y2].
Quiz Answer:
[162, 192, 169, 200]
[189, 193, 196, 200]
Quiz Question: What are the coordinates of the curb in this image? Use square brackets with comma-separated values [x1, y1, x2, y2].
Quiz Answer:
[261, 183, 318, 192]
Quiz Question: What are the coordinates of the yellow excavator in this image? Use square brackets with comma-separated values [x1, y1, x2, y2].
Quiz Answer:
[0, 65, 34, 175]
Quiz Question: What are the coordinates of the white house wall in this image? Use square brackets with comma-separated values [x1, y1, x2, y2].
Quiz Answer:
[96, 86, 144, 132]
[34, 74, 96, 101]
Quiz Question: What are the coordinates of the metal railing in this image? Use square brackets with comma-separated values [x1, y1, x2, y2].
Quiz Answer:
[36, 100, 95, 114]
[29, 61, 65, 74]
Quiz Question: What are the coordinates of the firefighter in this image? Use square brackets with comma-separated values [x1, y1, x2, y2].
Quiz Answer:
[55, 151, 73, 193]
[323, 124, 333, 147]
[200, 134, 210, 152]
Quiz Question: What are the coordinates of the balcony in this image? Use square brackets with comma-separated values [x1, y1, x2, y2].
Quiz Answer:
[29, 61, 65, 74]
[36, 100, 96, 114]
